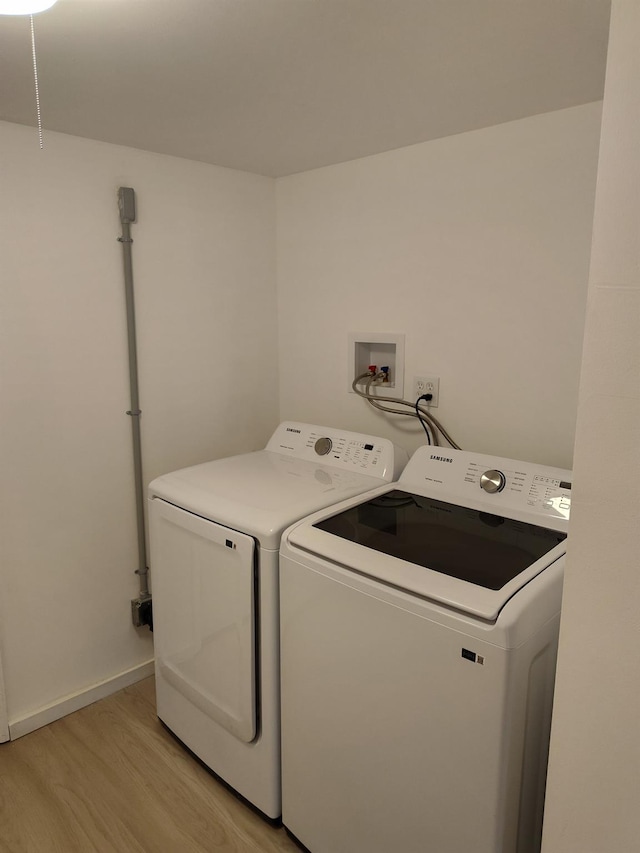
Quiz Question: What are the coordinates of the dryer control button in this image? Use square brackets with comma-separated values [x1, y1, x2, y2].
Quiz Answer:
[480, 469, 506, 494]
[314, 437, 333, 456]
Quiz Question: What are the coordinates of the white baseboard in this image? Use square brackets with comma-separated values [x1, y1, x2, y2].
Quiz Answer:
[8, 658, 155, 741]
[0, 650, 9, 743]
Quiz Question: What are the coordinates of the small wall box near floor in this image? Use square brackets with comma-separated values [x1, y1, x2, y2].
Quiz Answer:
[280, 446, 572, 853]
[147, 421, 407, 819]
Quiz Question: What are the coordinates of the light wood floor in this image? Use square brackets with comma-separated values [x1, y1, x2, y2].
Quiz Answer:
[0, 677, 300, 853]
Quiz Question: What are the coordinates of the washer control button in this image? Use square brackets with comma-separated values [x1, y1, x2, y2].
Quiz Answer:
[480, 469, 506, 494]
[314, 437, 333, 456]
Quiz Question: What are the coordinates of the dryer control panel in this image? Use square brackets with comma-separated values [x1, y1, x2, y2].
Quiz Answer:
[266, 421, 407, 482]
[399, 446, 572, 525]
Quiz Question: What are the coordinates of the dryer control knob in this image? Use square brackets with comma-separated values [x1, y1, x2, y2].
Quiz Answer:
[480, 469, 506, 494]
[314, 437, 333, 456]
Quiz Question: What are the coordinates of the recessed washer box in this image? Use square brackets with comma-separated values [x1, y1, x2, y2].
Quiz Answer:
[348, 332, 405, 397]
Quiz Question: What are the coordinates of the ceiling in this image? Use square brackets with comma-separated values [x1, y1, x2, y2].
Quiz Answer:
[0, 0, 611, 177]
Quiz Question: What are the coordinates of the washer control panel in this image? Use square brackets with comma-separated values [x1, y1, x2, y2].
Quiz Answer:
[400, 447, 572, 523]
[266, 421, 406, 482]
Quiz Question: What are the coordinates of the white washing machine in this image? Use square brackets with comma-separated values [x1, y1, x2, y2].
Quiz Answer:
[148, 422, 407, 820]
[280, 446, 571, 853]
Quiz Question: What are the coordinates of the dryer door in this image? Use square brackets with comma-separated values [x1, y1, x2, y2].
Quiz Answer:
[151, 498, 256, 743]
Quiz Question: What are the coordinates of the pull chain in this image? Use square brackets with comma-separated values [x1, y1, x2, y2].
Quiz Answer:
[29, 14, 44, 149]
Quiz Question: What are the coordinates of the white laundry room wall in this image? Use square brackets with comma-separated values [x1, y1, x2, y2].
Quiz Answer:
[542, 1, 640, 850]
[276, 103, 602, 469]
[0, 122, 278, 735]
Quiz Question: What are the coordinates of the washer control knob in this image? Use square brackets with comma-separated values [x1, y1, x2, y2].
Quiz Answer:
[314, 437, 333, 456]
[480, 469, 506, 494]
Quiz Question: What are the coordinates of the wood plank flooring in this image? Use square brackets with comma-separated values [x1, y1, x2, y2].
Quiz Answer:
[0, 677, 300, 853]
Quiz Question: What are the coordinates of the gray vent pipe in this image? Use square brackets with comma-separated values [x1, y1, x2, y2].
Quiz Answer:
[117, 187, 150, 605]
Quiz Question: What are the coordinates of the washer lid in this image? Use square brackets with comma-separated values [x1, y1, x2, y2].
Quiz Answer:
[149, 450, 385, 549]
[287, 488, 567, 621]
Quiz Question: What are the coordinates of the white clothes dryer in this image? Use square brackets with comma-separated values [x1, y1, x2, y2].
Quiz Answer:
[148, 422, 407, 820]
[280, 446, 572, 853]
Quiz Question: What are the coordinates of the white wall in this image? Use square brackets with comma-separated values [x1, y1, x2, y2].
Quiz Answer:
[0, 123, 278, 730]
[276, 104, 602, 469]
[542, 2, 640, 850]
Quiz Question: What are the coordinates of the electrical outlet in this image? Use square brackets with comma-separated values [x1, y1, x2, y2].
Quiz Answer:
[413, 376, 439, 407]
[131, 596, 153, 630]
